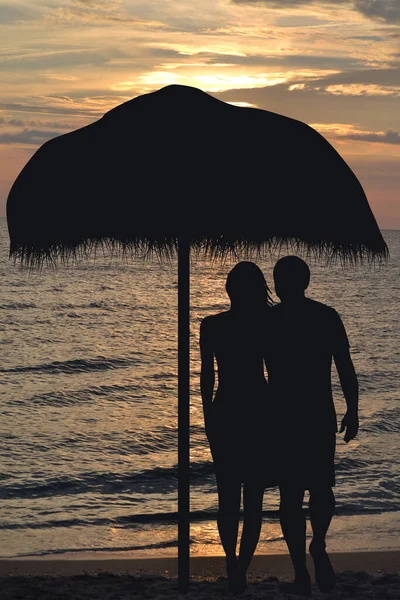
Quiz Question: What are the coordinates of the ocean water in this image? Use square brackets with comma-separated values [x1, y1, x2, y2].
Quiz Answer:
[0, 218, 399, 558]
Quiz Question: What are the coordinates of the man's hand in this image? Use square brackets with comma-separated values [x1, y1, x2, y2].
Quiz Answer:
[340, 411, 359, 443]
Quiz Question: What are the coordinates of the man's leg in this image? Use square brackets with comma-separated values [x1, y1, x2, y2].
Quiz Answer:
[279, 485, 311, 596]
[309, 486, 336, 592]
[216, 475, 242, 590]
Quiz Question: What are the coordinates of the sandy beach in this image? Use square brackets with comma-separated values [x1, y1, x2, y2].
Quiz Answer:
[1, 550, 399, 599]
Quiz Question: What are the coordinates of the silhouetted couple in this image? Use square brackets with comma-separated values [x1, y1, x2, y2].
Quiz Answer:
[200, 257, 359, 595]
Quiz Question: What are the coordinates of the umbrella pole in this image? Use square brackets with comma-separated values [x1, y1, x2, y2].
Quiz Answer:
[178, 236, 190, 593]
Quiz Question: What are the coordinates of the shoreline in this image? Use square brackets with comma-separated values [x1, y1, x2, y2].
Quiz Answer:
[2, 550, 399, 599]
[1, 549, 399, 578]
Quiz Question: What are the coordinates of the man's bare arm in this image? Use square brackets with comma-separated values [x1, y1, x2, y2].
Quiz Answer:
[334, 347, 359, 443]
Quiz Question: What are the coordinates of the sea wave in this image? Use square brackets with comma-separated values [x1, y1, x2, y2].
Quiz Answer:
[14, 539, 179, 557]
[0, 355, 143, 375]
[1, 458, 398, 503]
[0, 302, 37, 310]
[0, 462, 214, 500]
[5, 374, 178, 409]
[8, 383, 150, 407]
[1, 504, 398, 534]
[363, 407, 400, 434]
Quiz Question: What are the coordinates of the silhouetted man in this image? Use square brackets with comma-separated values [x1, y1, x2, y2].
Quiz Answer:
[265, 256, 359, 596]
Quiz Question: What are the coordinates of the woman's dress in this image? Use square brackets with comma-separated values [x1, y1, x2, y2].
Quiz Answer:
[206, 309, 277, 486]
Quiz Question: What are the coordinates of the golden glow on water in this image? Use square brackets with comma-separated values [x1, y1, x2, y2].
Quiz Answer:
[191, 520, 286, 557]
[190, 522, 224, 556]
[0, 228, 399, 558]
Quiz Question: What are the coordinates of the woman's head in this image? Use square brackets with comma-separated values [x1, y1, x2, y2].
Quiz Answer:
[226, 261, 273, 308]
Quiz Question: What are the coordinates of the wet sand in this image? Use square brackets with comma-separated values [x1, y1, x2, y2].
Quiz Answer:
[1, 550, 399, 599]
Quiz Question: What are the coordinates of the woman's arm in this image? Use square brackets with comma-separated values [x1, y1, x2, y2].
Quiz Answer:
[200, 317, 215, 435]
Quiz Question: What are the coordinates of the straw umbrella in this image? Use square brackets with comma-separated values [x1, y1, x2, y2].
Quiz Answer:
[6, 84, 388, 592]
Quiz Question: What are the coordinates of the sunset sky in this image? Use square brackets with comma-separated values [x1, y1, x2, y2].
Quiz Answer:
[0, 0, 399, 228]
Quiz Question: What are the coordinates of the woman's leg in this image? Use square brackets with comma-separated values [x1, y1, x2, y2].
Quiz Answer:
[216, 474, 242, 587]
[238, 482, 265, 578]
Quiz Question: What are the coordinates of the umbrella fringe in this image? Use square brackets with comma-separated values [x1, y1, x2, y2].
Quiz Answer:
[9, 235, 389, 270]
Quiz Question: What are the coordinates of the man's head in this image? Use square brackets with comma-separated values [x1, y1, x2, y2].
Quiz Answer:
[273, 256, 310, 301]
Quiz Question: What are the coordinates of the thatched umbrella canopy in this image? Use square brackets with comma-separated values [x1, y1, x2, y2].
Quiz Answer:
[6, 84, 388, 592]
[7, 84, 387, 265]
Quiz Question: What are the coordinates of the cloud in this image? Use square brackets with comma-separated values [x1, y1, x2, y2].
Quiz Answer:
[48, 0, 169, 27]
[0, 129, 61, 145]
[310, 122, 400, 144]
[301, 67, 400, 89]
[325, 84, 399, 96]
[41, 0, 236, 33]
[274, 14, 337, 27]
[0, 3, 38, 24]
[8, 118, 25, 127]
[342, 128, 400, 144]
[0, 48, 127, 71]
[44, 74, 80, 81]
[215, 66, 400, 103]
[355, 0, 400, 24]
[231, 0, 400, 24]
[232, 0, 347, 5]
[215, 79, 400, 131]
[376, 26, 400, 37]
[348, 34, 385, 40]
[2, 117, 78, 129]
[53, 0, 126, 23]
[130, 46, 366, 72]
[204, 52, 363, 70]
[0, 90, 133, 120]
[0, 101, 101, 117]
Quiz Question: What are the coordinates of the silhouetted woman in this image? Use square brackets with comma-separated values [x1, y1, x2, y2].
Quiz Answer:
[200, 261, 276, 592]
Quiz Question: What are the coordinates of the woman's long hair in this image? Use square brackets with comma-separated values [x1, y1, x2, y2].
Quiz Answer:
[226, 261, 274, 308]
